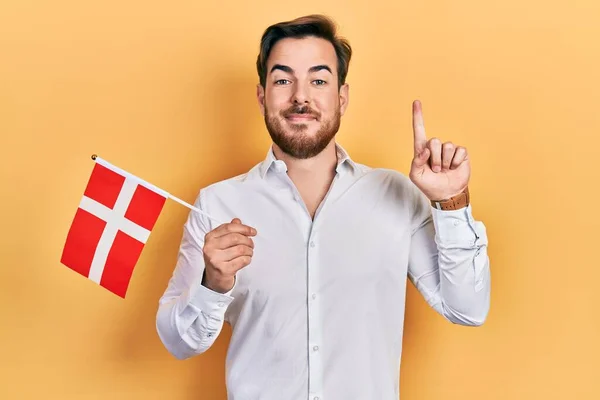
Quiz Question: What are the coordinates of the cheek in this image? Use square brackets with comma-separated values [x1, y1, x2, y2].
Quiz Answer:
[265, 95, 288, 115]
[315, 94, 339, 115]
[266, 86, 292, 102]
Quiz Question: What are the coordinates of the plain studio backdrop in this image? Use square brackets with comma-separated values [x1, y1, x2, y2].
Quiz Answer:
[1, 1, 599, 399]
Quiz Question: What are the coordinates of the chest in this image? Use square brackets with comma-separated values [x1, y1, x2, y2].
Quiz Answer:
[295, 178, 334, 219]
[228, 190, 412, 308]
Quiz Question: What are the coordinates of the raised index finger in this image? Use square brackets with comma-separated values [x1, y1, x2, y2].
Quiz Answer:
[412, 100, 427, 155]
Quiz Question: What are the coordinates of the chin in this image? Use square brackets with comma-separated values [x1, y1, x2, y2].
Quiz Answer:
[285, 121, 320, 134]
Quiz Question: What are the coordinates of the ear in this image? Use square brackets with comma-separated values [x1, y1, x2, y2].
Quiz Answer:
[339, 82, 350, 116]
[257, 84, 265, 116]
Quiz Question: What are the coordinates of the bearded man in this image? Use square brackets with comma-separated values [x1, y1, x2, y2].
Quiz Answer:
[156, 14, 491, 400]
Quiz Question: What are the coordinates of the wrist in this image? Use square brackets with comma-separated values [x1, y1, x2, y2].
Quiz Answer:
[201, 271, 235, 294]
[430, 186, 470, 210]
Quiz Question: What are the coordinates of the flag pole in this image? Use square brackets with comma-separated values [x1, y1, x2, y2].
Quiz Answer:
[91, 154, 225, 226]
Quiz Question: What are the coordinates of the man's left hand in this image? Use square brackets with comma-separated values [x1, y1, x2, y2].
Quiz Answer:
[409, 100, 471, 201]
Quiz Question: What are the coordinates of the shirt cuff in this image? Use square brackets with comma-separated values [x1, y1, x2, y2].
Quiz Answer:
[186, 278, 236, 319]
[430, 203, 478, 243]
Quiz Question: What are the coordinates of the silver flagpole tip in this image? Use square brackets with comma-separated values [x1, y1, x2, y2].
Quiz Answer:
[91, 154, 97, 160]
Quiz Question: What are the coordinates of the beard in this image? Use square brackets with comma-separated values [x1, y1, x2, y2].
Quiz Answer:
[264, 103, 341, 159]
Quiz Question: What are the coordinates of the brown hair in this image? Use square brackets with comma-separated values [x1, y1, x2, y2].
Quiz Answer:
[256, 14, 352, 90]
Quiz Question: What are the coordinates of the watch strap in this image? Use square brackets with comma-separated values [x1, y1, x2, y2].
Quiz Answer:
[430, 187, 470, 210]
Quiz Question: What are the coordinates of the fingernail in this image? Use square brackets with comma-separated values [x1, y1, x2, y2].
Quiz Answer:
[434, 166, 441, 172]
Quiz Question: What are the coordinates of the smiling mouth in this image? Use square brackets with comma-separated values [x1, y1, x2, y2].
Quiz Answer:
[286, 114, 317, 122]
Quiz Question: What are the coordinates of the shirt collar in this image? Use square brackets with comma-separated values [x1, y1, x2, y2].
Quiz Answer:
[258, 142, 356, 179]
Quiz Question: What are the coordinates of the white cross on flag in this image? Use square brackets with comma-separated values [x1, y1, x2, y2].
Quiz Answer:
[60, 157, 167, 298]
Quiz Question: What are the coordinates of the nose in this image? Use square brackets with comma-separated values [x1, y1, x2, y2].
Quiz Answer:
[292, 82, 310, 105]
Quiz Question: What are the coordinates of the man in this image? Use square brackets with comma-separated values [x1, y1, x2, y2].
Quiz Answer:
[156, 14, 490, 400]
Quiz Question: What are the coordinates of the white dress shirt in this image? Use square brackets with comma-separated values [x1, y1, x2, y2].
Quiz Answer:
[156, 143, 490, 400]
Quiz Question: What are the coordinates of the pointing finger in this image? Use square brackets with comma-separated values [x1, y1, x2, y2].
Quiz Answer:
[412, 100, 427, 156]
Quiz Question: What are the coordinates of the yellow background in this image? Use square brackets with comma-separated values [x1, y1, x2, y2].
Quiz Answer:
[1, 0, 599, 399]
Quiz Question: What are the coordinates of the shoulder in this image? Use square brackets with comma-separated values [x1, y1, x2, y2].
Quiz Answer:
[352, 162, 429, 213]
[355, 163, 418, 195]
[188, 160, 267, 220]
[200, 158, 266, 194]
[181, 163, 263, 234]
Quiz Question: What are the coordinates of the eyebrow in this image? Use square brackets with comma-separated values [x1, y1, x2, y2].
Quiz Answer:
[270, 64, 333, 75]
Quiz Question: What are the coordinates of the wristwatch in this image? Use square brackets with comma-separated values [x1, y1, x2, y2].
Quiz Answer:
[430, 187, 470, 210]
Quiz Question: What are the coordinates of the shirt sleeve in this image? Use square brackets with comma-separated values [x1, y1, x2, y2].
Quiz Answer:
[155, 189, 236, 360]
[407, 186, 491, 326]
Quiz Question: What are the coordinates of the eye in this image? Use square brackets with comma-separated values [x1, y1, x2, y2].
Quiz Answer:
[274, 79, 291, 85]
[313, 79, 327, 86]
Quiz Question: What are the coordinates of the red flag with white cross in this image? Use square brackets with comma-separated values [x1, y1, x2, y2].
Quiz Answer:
[61, 155, 223, 298]
[60, 156, 168, 298]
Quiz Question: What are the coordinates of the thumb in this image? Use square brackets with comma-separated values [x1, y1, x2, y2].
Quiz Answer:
[412, 147, 430, 169]
[231, 218, 242, 224]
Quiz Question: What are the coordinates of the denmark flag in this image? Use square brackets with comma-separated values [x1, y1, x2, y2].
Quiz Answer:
[61, 157, 167, 298]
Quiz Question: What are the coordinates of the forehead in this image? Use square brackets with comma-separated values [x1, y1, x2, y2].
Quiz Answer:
[267, 36, 337, 73]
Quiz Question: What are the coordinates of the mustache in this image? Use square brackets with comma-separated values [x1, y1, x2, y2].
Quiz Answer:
[281, 105, 320, 118]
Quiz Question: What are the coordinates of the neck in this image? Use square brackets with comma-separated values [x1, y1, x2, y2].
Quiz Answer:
[272, 140, 338, 182]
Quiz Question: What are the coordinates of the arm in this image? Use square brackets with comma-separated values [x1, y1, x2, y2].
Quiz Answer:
[155, 191, 235, 360]
[408, 189, 490, 326]
[406, 99, 490, 326]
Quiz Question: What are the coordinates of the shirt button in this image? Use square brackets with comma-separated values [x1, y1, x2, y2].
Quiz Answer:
[313, 345, 319, 351]
[310, 241, 315, 248]
[217, 302, 224, 307]
[453, 220, 460, 226]
[314, 397, 320, 400]
[312, 293, 317, 300]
